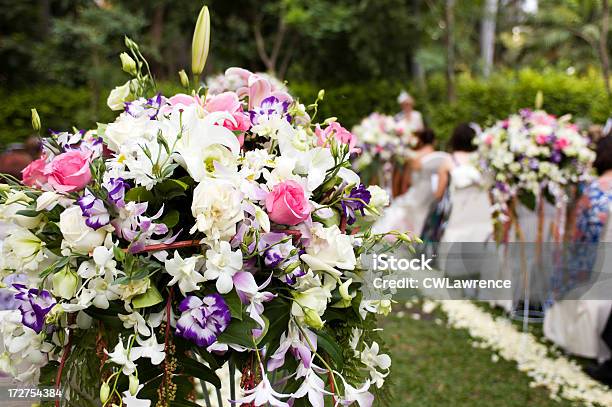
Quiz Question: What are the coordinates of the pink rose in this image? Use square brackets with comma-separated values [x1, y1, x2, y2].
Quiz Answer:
[22, 156, 48, 188]
[315, 122, 358, 153]
[555, 137, 570, 150]
[535, 134, 549, 145]
[265, 181, 311, 226]
[44, 150, 92, 193]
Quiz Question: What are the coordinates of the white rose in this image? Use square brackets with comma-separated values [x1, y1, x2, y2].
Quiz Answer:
[190, 179, 244, 242]
[302, 224, 356, 274]
[107, 80, 134, 111]
[59, 206, 107, 254]
[103, 113, 150, 153]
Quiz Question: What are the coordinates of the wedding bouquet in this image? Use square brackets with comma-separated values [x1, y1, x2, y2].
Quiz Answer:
[476, 108, 594, 224]
[351, 113, 415, 188]
[0, 6, 406, 407]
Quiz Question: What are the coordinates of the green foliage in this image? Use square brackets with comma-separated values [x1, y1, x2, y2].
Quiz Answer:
[0, 69, 608, 148]
[292, 69, 611, 145]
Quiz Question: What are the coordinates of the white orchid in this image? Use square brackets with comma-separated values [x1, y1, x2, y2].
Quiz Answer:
[131, 334, 165, 365]
[164, 252, 206, 296]
[204, 241, 243, 294]
[234, 366, 291, 407]
[105, 337, 138, 375]
[360, 341, 391, 388]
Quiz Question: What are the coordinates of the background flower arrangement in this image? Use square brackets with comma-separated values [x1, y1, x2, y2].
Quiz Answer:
[0, 6, 411, 407]
[351, 112, 416, 190]
[475, 107, 595, 232]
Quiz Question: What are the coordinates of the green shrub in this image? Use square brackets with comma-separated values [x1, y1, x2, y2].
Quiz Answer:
[0, 69, 609, 148]
[293, 69, 611, 146]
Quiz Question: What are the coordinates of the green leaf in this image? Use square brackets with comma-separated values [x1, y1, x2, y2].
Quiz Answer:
[125, 186, 155, 203]
[112, 269, 149, 285]
[518, 191, 536, 211]
[317, 330, 344, 367]
[176, 356, 221, 388]
[132, 285, 163, 308]
[15, 209, 40, 217]
[160, 209, 180, 229]
[258, 299, 290, 354]
[223, 290, 243, 320]
[40, 256, 70, 279]
[217, 316, 258, 348]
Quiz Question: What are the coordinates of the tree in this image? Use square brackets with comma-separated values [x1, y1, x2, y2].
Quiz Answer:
[480, 0, 498, 77]
[445, 0, 456, 102]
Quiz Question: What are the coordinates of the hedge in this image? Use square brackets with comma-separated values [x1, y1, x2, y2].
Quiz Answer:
[291, 69, 611, 144]
[0, 69, 609, 148]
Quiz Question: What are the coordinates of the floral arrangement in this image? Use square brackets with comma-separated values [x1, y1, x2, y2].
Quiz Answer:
[351, 113, 416, 189]
[206, 70, 288, 97]
[475, 109, 594, 225]
[0, 6, 407, 407]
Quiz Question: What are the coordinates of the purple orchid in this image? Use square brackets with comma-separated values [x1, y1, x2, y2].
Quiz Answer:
[258, 232, 305, 285]
[125, 94, 167, 120]
[249, 96, 291, 125]
[77, 190, 110, 229]
[233, 272, 275, 336]
[341, 184, 371, 225]
[13, 284, 56, 333]
[176, 294, 231, 347]
[112, 202, 176, 253]
[267, 321, 317, 371]
[551, 150, 562, 164]
[104, 177, 130, 208]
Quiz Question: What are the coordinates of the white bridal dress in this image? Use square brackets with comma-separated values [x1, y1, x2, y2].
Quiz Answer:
[438, 154, 496, 280]
[441, 154, 493, 243]
[373, 151, 449, 237]
[543, 208, 612, 361]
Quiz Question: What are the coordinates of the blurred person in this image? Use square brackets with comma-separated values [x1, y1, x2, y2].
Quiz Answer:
[373, 128, 449, 237]
[434, 123, 493, 243]
[543, 136, 612, 383]
[395, 90, 424, 133]
[0, 136, 41, 180]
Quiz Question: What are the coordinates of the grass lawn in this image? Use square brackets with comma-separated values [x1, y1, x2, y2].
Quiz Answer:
[378, 304, 575, 407]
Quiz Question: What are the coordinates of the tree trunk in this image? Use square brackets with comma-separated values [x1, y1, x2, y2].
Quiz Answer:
[480, 0, 498, 78]
[445, 0, 456, 103]
[39, 0, 51, 37]
[600, 0, 610, 96]
[150, 4, 165, 50]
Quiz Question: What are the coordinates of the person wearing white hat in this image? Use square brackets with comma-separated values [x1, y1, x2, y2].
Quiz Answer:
[396, 90, 424, 132]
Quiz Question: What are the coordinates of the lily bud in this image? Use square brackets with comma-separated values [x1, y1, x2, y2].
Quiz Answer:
[317, 89, 325, 100]
[128, 374, 139, 396]
[178, 69, 190, 88]
[31, 108, 41, 131]
[191, 5, 211, 76]
[303, 308, 325, 330]
[100, 382, 110, 404]
[535, 90, 543, 110]
[52, 265, 79, 300]
[323, 117, 337, 125]
[120, 52, 137, 75]
[124, 36, 139, 51]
